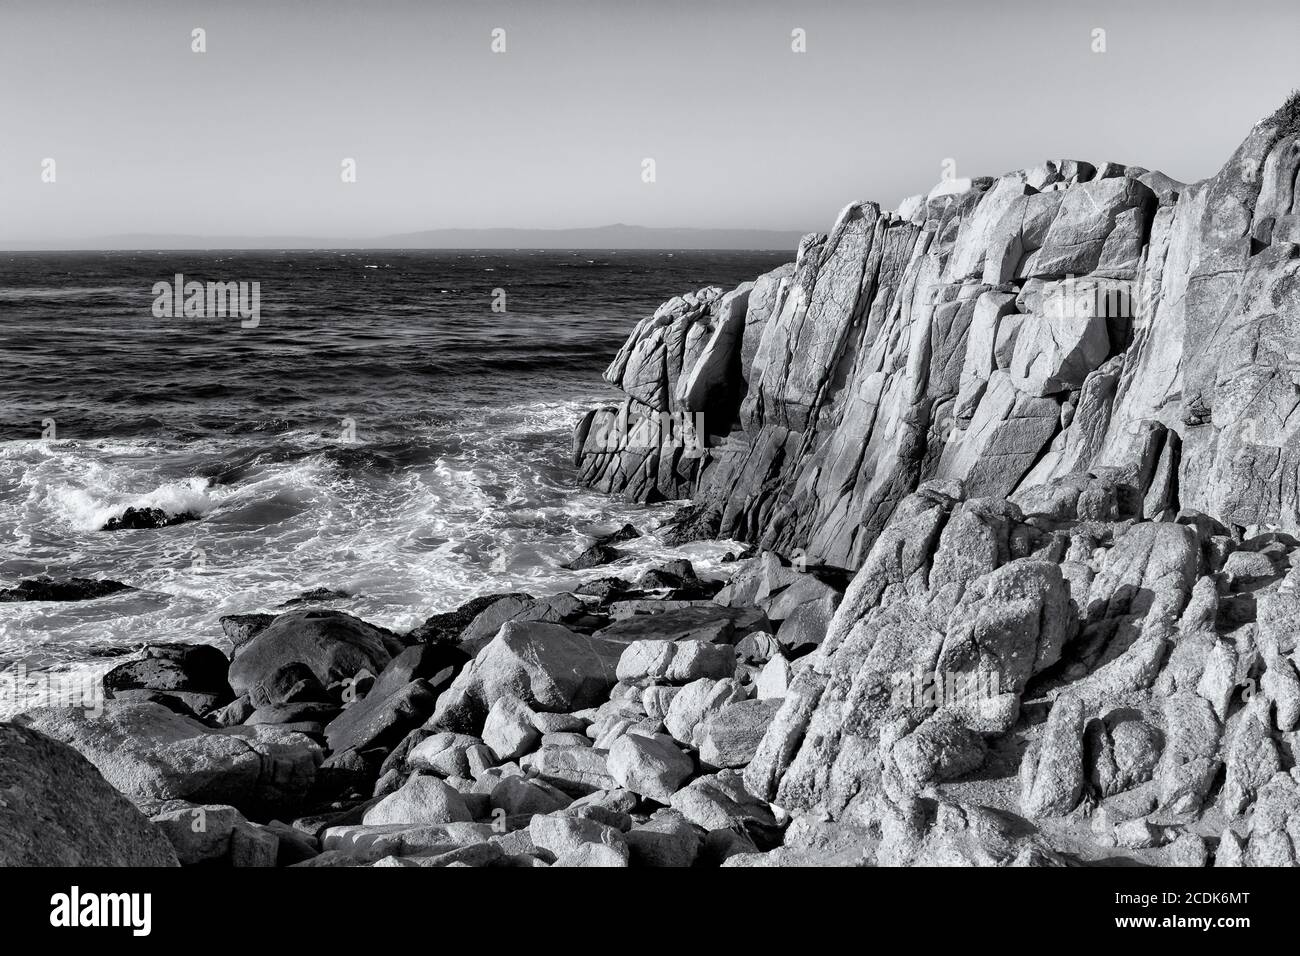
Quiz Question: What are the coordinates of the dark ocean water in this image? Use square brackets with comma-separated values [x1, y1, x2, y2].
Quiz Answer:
[0, 249, 789, 706]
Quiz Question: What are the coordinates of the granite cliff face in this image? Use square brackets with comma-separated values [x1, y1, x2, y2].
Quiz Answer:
[568, 97, 1300, 864]
[575, 96, 1300, 569]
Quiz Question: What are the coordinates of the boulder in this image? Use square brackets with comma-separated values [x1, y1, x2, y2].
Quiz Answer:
[616, 640, 738, 684]
[698, 698, 783, 768]
[670, 770, 779, 834]
[429, 622, 622, 733]
[482, 695, 541, 762]
[325, 678, 438, 756]
[323, 642, 462, 755]
[608, 731, 694, 803]
[248, 661, 329, 709]
[362, 775, 473, 827]
[321, 821, 494, 864]
[147, 800, 280, 866]
[103, 642, 234, 717]
[408, 733, 484, 778]
[625, 809, 704, 867]
[664, 678, 748, 746]
[775, 592, 838, 652]
[528, 813, 629, 866]
[455, 593, 588, 653]
[405, 592, 520, 644]
[16, 702, 321, 818]
[490, 776, 571, 816]
[227, 609, 394, 699]
[0, 722, 179, 866]
[519, 746, 617, 796]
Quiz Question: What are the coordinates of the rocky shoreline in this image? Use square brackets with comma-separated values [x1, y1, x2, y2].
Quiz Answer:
[1, 539, 852, 868]
[4, 94, 1300, 868]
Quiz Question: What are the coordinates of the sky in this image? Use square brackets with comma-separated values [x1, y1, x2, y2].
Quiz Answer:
[1, 0, 1297, 246]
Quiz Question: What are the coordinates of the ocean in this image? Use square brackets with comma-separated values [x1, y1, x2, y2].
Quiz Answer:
[0, 249, 790, 708]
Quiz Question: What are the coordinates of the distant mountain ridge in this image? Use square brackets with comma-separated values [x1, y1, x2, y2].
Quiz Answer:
[0, 224, 808, 252]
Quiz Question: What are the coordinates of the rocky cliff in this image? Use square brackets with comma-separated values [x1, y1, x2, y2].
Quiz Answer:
[565, 95, 1300, 864]
[575, 95, 1300, 570]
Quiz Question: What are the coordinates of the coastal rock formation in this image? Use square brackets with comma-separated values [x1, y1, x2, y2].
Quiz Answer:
[0, 512, 1287, 866]
[7, 96, 1300, 869]
[575, 95, 1300, 567]
[566, 94, 1300, 865]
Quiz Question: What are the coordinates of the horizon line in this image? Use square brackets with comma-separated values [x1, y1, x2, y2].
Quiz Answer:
[0, 223, 814, 253]
[0, 246, 800, 254]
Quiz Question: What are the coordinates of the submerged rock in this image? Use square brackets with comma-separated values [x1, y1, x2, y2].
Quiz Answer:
[561, 543, 624, 570]
[279, 587, 351, 607]
[102, 506, 199, 531]
[0, 577, 135, 602]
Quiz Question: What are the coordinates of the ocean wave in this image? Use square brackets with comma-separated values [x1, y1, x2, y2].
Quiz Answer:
[43, 475, 222, 532]
[0, 249, 795, 681]
[0, 418, 730, 684]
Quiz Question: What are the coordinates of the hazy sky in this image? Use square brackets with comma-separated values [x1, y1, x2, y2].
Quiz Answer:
[1, 0, 1297, 244]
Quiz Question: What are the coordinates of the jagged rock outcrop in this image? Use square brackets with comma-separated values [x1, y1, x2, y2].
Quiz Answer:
[575, 94, 1300, 566]
[572, 95, 1300, 865]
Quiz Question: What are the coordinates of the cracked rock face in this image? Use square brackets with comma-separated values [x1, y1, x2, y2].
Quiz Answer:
[572, 95, 1300, 865]
[732, 467, 1300, 864]
[577, 96, 1300, 567]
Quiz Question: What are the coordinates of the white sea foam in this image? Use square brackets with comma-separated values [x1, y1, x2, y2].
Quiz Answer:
[42, 475, 221, 532]
[0, 397, 739, 680]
